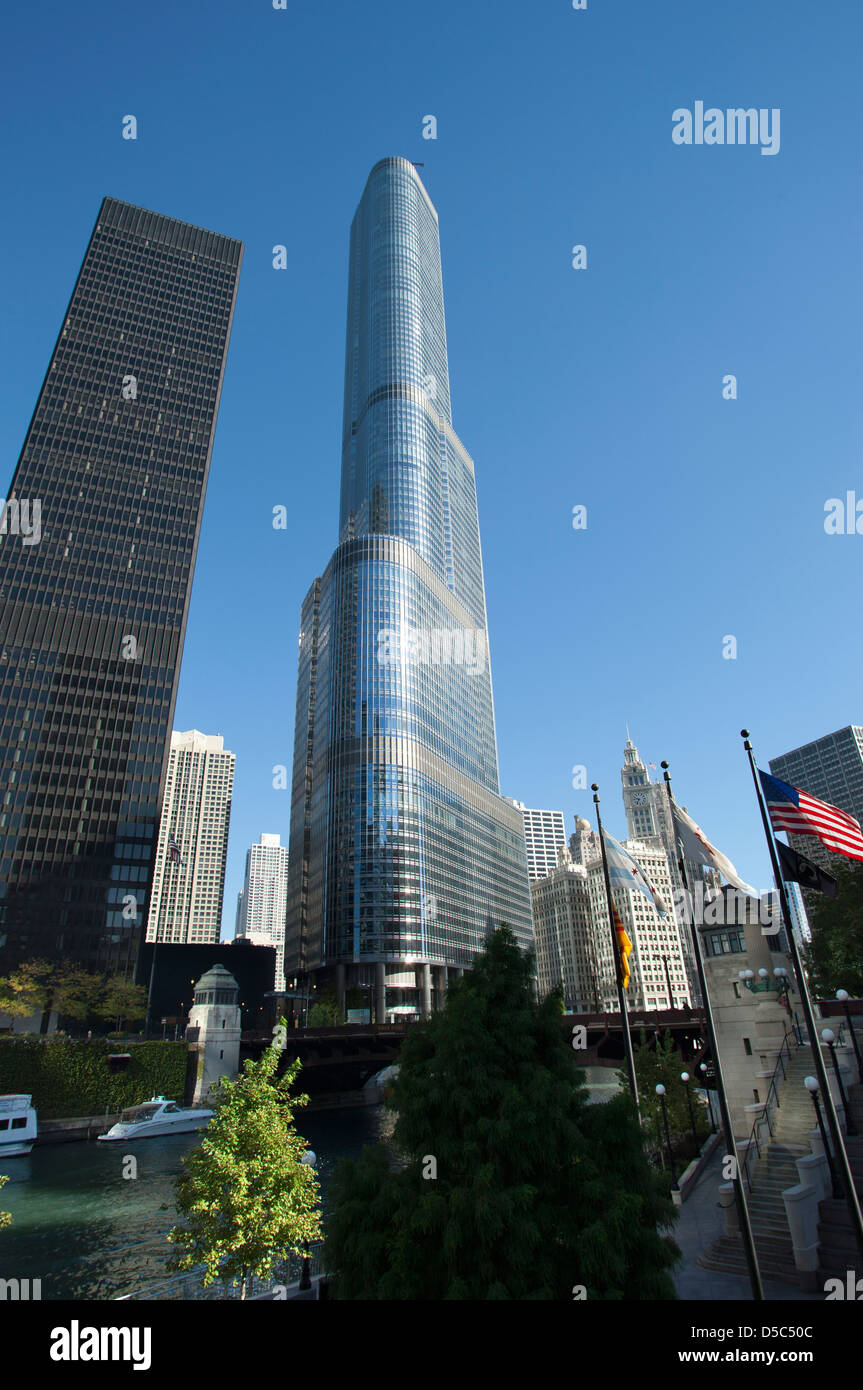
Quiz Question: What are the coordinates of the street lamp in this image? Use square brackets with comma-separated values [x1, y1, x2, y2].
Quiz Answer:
[680, 1071, 700, 1150]
[822, 1029, 857, 1136]
[698, 1061, 717, 1132]
[804, 1077, 842, 1198]
[655, 1084, 678, 1190]
[299, 1149, 317, 1292]
[836, 991, 863, 1085]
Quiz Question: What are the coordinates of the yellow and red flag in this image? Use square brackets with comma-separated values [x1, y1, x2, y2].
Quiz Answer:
[612, 902, 633, 991]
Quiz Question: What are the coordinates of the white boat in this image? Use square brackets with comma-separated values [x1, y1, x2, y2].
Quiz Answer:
[0, 1094, 38, 1156]
[97, 1095, 214, 1142]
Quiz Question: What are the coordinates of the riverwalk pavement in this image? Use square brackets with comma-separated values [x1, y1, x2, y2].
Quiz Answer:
[672, 1147, 822, 1302]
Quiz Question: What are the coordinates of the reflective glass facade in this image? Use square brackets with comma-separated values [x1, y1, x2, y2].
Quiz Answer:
[0, 198, 241, 977]
[287, 159, 532, 1010]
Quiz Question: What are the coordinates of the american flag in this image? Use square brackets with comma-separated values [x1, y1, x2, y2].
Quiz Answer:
[168, 833, 184, 866]
[759, 770, 863, 863]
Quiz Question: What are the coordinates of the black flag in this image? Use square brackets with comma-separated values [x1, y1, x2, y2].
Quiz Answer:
[777, 839, 837, 898]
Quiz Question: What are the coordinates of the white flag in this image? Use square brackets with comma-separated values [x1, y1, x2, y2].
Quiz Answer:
[671, 801, 756, 895]
[601, 829, 668, 915]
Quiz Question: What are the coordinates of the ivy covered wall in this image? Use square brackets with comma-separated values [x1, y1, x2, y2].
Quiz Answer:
[0, 1038, 188, 1119]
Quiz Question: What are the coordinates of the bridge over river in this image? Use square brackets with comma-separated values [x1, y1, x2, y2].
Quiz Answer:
[240, 1006, 710, 1099]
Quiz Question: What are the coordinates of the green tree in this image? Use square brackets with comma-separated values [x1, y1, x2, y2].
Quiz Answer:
[167, 1031, 322, 1298]
[49, 963, 102, 1023]
[325, 927, 679, 1299]
[625, 1030, 702, 1168]
[805, 860, 863, 997]
[92, 978, 148, 1031]
[0, 1175, 10, 1231]
[307, 987, 341, 1026]
[0, 959, 53, 1020]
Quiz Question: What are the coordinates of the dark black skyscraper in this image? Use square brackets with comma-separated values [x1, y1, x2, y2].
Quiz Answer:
[0, 198, 241, 978]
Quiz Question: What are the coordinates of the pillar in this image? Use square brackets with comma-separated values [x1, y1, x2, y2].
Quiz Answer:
[418, 963, 432, 1019]
[375, 962, 386, 1024]
[335, 963, 346, 1020]
[434, 965, 447, 1009]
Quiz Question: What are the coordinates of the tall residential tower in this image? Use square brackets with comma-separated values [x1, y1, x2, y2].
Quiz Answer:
[235, 833, 290, 991]
[0, 200, 241, 977]
[146, 731, 235, 946]
[286, 158, 532, 1020]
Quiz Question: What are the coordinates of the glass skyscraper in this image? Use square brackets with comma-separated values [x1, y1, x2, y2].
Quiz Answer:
[286, 158, 532, 1019]
[0, 198, 242, 979]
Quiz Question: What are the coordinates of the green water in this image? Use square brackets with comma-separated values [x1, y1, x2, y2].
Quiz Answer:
[0, 1104, 394, 1300]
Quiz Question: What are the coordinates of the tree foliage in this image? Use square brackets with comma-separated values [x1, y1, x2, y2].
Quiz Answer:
[805, 860, 863, 998]
[0, 961, 146, 1032]
[325, 927, 679, 1299]
[0, 1175, 10, 1231]
[167, 1033, 322, 1298]
[624, 1030, 705, 1165]
[307, 987, 341, 1027]
[91, 978, 148, 1028]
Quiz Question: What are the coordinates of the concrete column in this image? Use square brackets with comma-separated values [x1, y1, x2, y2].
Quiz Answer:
[719, 1182, 737, 1235]
[782, 1183, 820, 1283]
[335, 963, 346, 1020]
[375, 962, 386, 1024]
[796, 1152, 831, 1204]
[434, 965, 447, 1009]
[417, 963, 432, 1019]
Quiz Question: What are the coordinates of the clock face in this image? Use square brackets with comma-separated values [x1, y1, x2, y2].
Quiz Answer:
[631, 791, 648, 807]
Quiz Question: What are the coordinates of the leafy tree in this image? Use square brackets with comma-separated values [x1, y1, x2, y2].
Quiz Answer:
[325, 927, 679, 1299]
[625, 1030, 703, 1167]
[0, 1175, 10, 1231]
[167, 1030, 322, 1298]
[805, 860, 863, 998]
[49, 963, 102, 1022]
[92, 978, 148, 1031]
[307, 987, 341, 1026]
[0, 960, 53, 1020]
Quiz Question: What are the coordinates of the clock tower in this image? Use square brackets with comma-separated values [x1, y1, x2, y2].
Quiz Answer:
[621, 729, 661, 841]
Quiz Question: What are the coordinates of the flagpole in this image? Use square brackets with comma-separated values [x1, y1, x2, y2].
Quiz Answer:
[741, 729, 863, 1261]
[591, 784, 640, 1119]
[660, 761, 764, 1301]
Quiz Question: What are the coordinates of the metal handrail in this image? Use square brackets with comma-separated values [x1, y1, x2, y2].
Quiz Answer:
[114, 1240, 327, 1301]
[739, 1028, 797, 1192]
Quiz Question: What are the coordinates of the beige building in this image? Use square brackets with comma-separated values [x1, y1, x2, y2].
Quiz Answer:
[146, 730, 235, 945]
[530, 850, 606, 1011]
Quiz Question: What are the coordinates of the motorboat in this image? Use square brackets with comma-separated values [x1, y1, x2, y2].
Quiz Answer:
[0, 1094, 38, 1156]
[97, 1095, 214, 1142]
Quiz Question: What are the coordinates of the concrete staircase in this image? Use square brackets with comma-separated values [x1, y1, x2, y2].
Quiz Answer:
[698, 1044, 816, 1286]
[817, 1079, 863, 1280]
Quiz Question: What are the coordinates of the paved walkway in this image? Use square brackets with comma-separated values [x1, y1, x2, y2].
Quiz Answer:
[672, 1147, 821, 1301]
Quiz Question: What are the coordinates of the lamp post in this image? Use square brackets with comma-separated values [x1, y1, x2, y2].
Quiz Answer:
[680, 1071, 700, 1150]
[805, 1078, 841, 1198]
[698, 1061, 718, 1133]
[656, 1084, 678, 1190]
[773, 967, 791, 1015]
[822, 1029, 857, 1136]
[660, 954, 674, 1009]
[299, 1149, 317, 1291]
[836, 991, 863, 1085]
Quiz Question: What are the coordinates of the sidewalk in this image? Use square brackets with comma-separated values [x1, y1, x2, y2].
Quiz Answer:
[672, 1146, 821, 1301]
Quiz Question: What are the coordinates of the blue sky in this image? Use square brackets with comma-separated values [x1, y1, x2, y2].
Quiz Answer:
[2, 0, 860, 929]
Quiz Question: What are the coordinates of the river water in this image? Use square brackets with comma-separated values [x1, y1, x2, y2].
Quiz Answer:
[1, 1068, 620, 1300]
[0, 1104, 395, 1301]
